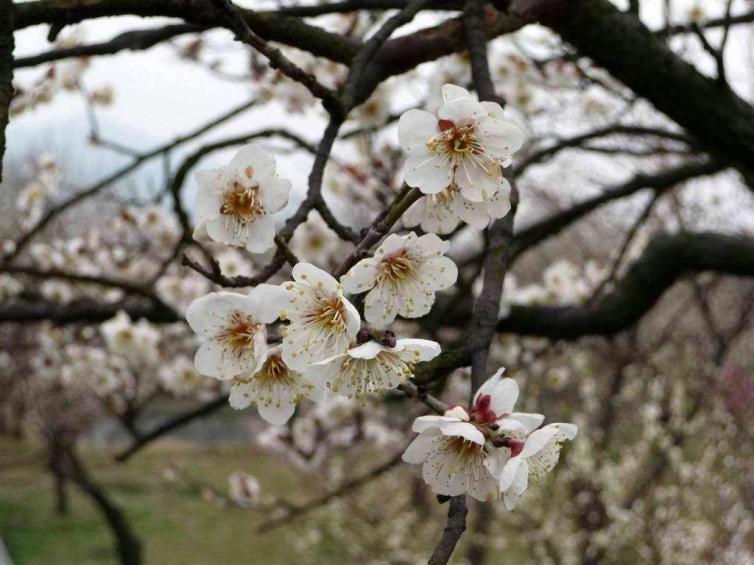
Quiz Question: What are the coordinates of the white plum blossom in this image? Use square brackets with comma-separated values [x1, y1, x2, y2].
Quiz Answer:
[194, 143, 291, 253]
[496, 422, 578, 510]
[159, 356, 218, 398]
[399, 84, 524, 201]
[340, 232, 458, 328]
[227, 472, 261, 508]
[403, 179, 512, 235]
[402, 405, 499, 501]
[309, 338, 441, 398]
[229, 345, 322, 425]
[100, 310, 160, 364]
[186, 285, 286, 380]
[279, 263, 360, 371]
[403, 368, 573, 505]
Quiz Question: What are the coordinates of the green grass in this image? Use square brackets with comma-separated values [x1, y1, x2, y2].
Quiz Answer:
[0, 438, 529, 564]
[0, 439, 346, 565]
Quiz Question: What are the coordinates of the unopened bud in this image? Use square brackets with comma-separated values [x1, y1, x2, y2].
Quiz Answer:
[380, 330, 396, 348]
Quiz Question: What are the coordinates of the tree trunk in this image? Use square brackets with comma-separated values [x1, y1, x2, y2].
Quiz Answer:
[62, 447, 142, 565]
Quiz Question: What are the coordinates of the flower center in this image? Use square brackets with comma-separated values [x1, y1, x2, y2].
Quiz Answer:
[313, 296, 347, 331]
[429, 121, 481, 158]
[218, 313, 261, 357]
[379, 249, 415, 282]
[220, 181, 264, 224]
[447, 436, 485, 458]
[263, 354, 287, 379]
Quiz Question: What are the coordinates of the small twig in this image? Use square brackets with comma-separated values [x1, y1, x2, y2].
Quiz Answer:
[210, 0, 340, 112]
[257, 450, 404, 532]
[333, 186, 421, 277]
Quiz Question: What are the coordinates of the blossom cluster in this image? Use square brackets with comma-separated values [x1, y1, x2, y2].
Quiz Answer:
[180, 84, 577, 507]
[403, 370, 576, 504]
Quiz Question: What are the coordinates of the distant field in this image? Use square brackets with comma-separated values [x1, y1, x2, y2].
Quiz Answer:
[0, 439, 395, 564]
[0, 442, 478, 565]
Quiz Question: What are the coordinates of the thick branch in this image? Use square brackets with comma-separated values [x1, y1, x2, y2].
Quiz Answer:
[498, 231, 754, 339]
[508, 0, 754, 182]
[511, 160, 723, 260]
[0, 0, 13, 182]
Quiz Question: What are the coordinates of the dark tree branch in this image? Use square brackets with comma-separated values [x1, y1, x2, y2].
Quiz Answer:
[257, 450, 404, 532]
[506, 0, 754, 183]
[210, 0, 339, 112]
[658, 10, 754, 36]
[61, 446, 142, 565]
[14, 23, 202, 68]
[428, 495, 468, 565]
[464, 0, 503, 105]
[333, 185, 420, 277]
[0, 0, 13, 182]
[511, 160, 723, 260]
[115, 395, 229, 462]
[513, 124, 695, 178]
[498, 231, 754, 339]
[2, 98, 258, 264]
[0, 298, 181, 324]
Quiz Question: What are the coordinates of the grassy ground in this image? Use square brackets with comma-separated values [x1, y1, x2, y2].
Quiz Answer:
[0, 439, 351, 565]
[0, 434, 541, 565]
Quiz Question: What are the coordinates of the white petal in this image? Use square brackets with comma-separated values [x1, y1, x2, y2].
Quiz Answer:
[347, 341, 387, 360]
[510, 413, 545, 434]
[414, 232, 449, 256]
[230, 143, 276, 180]
[398, 109, 438, 150]
[438, 97, 485, 123]
[402, 432, 437, 464]
[499, 455, 524, 492]
[417, 255, 458, 291]
[238, 215, 276, 254]
[455, 158, 501, 202]
[403, 148, 452, 194]
[395, 338, 441, 363]
[503, 491, 520, 510]
[186, 292, 252, 337]
[259, 176, 291, 213]
[521, 426, 561, 458]
[194, 341, 226, 379]
[440, 422, 485, 445]
[229, 382, 253, 409]
[476, 118, 525, 160]
[474, 369, 518, 416]
[340, 259, 379, 294]
[412, 415, 459, 433]
[442, 84, 473, 103]
[364, 284, 399, 328]
[258, 402, 296, 426]
[292, 262, 340, 294]
[247, 284, 287, 323]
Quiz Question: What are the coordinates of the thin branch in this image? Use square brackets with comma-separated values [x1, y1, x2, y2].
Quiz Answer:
[428, 495, 468, 565]
[257, 450, 404, 532]
[14, 23, 202, 68]
[115, 395, 229, 462]
[210, 0, 340, 112]
[511, 160, 723, 261]
[333, 186, 421, 278]
[513, 124, 695, 177]
[3, 98, 258, 264]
